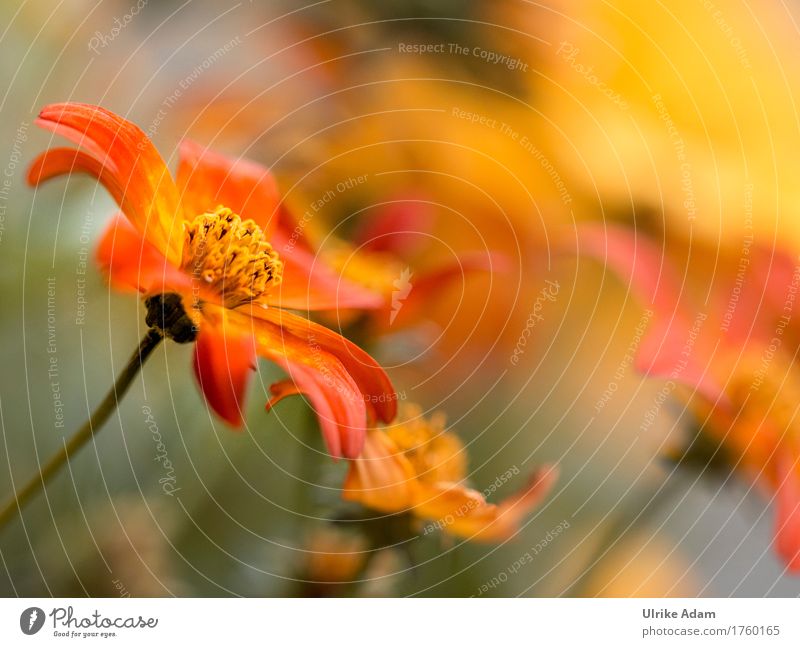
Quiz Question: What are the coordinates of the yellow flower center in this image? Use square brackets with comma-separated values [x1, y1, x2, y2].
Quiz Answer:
[182, 206, 283, 307]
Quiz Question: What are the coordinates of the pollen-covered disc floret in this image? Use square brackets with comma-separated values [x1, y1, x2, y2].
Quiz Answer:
[182, 206, 283, 307]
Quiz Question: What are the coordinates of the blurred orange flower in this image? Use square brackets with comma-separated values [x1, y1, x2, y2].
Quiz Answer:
[302, 527, 367, 585]
[493, 0, 800, 249]
[27, 102, 395, 458]
[270, 65, 573, 367]
[286, 194, 507, 334]
[577, 223, 800, 572]
[341, 405, 558, 542]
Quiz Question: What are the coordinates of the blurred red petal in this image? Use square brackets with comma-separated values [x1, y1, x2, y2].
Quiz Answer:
[271, 358, 365, 459]
[248, 306, 396, 424]
[576, 224, 726, 405]
[353, 196, 434, 255]
[193, 320, 256, 427]
[775, 451, 800, 573]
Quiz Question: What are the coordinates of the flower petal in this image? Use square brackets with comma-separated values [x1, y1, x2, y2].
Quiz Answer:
[416, 465, 559, 542]
[573, 223, 682, 312]
[264, 379, 303, 412]
[243, 305, 397, 424]
[271, 231, 384, 311]
[270, 357, 366, 459]
[774, 451, 800, 573]
[175, 139, 282, 231]
[380, 250, 510, 328]
[352, 195, 434, 256]
[342, 430, 418, 511]
[32, 103, 183, 264]
[193, 319, 256, 427]
[575, 223, 726, 405]
[222, 306, 392, 458]
[725, 246, 800, 342]
[96, 214, 191, 294]
[266, 375, 370, 457]
[29, 147, 127, 208]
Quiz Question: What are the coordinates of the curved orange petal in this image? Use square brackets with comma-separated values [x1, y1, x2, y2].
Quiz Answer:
[193, 318, 256, 427]
[271, 357, 366, 459]
[342, 430, 418, 511]
[31, 103, 183, 264]
[265, 376, 367, 456]
[222, 306, 390, 458]
[264, 373, 371, 459]
[96, 214, 191, 294]
[416, 465, 559, 543]
[243, 306, 397, 424]
[264, 379, 303, 412]
[175, 139, 282, 231]
[29, 147, 129, 211]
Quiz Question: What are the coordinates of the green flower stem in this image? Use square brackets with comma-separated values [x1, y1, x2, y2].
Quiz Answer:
[0, 328, 163, 531]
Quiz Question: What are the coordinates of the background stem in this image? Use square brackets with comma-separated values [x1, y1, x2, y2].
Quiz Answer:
[0, 328, 163, 531]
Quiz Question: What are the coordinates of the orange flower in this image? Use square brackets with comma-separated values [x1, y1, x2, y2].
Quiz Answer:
[340, 405, 558, 542]
[577, 223, 800, 572]
[27, 103, 395, 458]
[285, 195, 507, 333]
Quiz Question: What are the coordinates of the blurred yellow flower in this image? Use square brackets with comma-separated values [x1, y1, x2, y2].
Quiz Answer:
[494, 0, 800, 248]
[343, 405, 558, 542]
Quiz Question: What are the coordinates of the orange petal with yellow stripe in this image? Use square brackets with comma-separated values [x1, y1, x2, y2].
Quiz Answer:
[31, 103, 184, 264]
